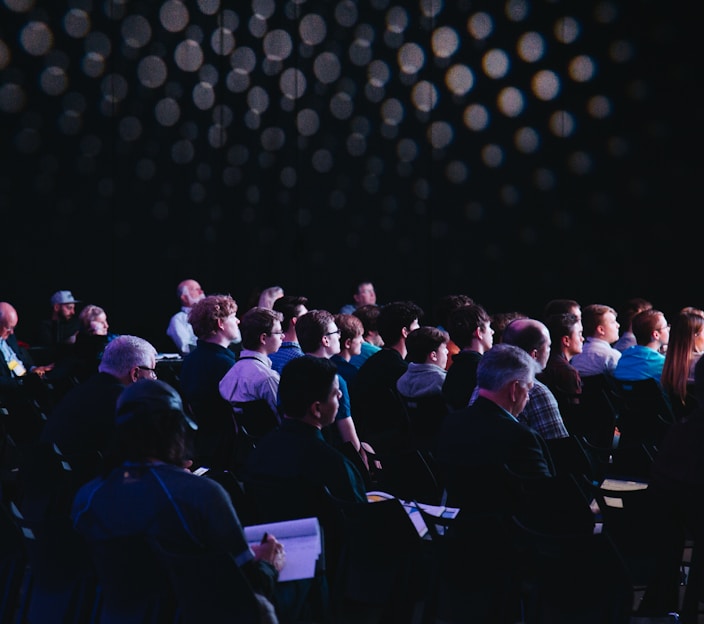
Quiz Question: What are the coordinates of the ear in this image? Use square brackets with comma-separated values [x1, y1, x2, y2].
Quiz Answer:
[344, 338, 352, 351]
[561, 335, 571, 349]
[260, 332, 268, 346]
[509, 379, 520, 402]
[401, 327, 410, 339]
[130, 367, 140, 383]
[429, 350, 438, 363]
[310, 400, 322, 421]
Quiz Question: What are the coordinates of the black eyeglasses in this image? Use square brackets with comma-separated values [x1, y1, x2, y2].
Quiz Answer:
[324, 329, 341, 337]
[137, 365, 158, 377]
[655, 324, 670, 331]
[267, 331, 285, 336]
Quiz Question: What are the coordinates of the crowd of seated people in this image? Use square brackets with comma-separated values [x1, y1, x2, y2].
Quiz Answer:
[3, 282, 704, 623]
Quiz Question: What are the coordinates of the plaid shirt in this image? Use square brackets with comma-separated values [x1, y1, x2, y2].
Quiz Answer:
[268, 342, 304, 375]
[518, 379, 568, 440]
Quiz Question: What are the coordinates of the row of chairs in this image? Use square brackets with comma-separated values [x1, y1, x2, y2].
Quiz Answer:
[563, 374, 677, 452]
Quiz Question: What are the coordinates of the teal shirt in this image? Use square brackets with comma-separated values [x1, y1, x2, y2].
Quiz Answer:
[613, 345, 665, 383]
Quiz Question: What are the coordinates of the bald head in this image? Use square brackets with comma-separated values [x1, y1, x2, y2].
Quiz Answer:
[0, 302, 18, 340]
[502, 317, 551, 370]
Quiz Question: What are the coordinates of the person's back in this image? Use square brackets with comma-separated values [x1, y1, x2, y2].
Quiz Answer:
[434, 344, 554, 621]
[244, 356, 367, 603]
[396, 326, 449, 399]
[178, 295, 241, 469]
[612, 297, 653, 353]
[244, 357, 365, 502]
[353, 300, 423, 397]
[72, 379, 284, 621]
[637, 355, 704, 617]
[613, 309, 668, 383]
[570, 303, 622, 377]
[442, 302, 493, 410]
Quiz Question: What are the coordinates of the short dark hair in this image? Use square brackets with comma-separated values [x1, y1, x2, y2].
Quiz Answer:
[632, 309, 665, 345]
[296, 310, 335, 354]
[273, 295, 309, 332]
[240, 307, 283, 350]
[405, 326, 449, 363]
[353, 304, 380, 338]
[433, 294, 473, 328]
[543, 299, 580, 320]
[377, 301, 424, 345]
[545, 313, 581, 344]
[447, 303, 491, 349]
[279, 356, 338, 419]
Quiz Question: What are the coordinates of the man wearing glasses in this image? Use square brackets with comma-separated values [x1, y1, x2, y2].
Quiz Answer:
[295, 309, 365, 459]
[219, 307, 284, 419]
[38, 334, 159, 474]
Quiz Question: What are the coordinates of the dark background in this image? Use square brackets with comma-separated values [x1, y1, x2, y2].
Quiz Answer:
[1, 0, 701, 353]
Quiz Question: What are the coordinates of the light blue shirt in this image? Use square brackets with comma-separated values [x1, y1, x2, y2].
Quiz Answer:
[613, 345, 665, 383]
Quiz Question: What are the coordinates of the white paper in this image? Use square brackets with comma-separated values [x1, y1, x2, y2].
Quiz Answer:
[244, 517, 322, 582]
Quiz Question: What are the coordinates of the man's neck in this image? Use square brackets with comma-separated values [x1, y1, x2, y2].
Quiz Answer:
[387, 341, 406, 359]
[202, 334, 230, 348]
[307, 347, 329, 359]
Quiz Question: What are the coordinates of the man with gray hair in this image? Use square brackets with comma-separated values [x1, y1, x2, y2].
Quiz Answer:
[437, 343, 554, 491]
[39, 334, 158, 463]
[434, 343, 555, 622]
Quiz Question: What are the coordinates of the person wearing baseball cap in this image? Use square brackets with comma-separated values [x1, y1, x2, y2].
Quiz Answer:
[37, 290, 82, 361]
[71, 379, 285, 622]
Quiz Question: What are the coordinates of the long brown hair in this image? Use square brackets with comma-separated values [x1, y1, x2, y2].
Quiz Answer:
[661, 309, 704, 404]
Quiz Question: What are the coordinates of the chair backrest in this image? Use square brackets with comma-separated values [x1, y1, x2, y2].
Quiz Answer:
[585, 479, 659, 589]
[204, 469, 258, 526]
[579, 436, 655, 482]
[374, 448, 443, 506]
[15, 437, 96, 623]
[509, 513, 633, 621]
[323, 489, 420, 605]
[611, 377, 675, 449]
[149, 538, 264, 624]
[232, 399, 281, 439]
[0, 502, 28, 624]
[545, 434, 601, 484]
[503, 468, 598, 536]
[399, 393, 449, 452]
[564, 374, 620, 448]
[351, 386, 410, 454]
